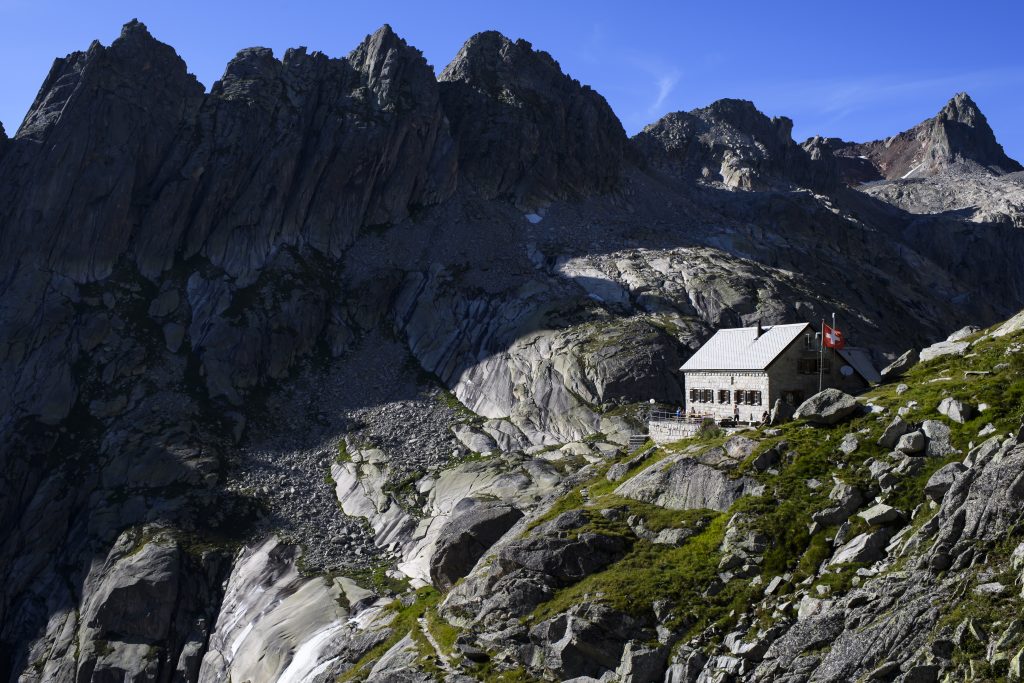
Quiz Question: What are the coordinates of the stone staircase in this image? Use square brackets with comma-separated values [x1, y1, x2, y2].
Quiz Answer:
[627, 434, 650, 451]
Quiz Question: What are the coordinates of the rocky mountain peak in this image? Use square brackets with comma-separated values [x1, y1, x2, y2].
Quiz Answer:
[118, 17, 154, 42]
[701, 98, 794, 144]
[439, 30, 559, 94]
[438, 30, 626, 207]
[938, 91, 983, 126]
[16, 18, 202, 143]
[347, 24, 440, 112]
[632, 98, 836, 191]
[828, 92, 1022, 183]
[929, 91, 1021, 173]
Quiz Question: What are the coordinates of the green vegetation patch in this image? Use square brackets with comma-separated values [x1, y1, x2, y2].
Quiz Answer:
[527, 512, 760, 641]
[338, 587, 440, 682]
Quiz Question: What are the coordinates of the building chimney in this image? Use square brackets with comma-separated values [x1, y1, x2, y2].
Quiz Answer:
[755, 320, 763, 338]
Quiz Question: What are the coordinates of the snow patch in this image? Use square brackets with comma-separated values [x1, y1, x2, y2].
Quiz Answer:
[901, 163, 923, 180]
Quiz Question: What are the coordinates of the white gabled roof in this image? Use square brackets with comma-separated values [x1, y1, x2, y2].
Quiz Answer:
[680, 323, 811, 372]
[838, 347, 881, 383]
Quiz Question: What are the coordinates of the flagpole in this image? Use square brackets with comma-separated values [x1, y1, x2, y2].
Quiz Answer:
[832, 312, 837, 364]
[818, 318, 824, 392]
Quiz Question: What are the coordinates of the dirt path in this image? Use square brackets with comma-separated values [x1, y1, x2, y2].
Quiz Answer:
[418, 616, 459, 676]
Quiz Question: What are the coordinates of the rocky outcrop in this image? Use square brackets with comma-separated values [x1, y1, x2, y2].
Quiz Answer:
[921, 436, 1024, 572]
[633, 98, 837, 191]
[430, 501, 523, 590]
[826, 93, 1022, 183]
[441, 508, 631, 631]
[198, 537, 374, 683]
[614, 451, 763, 511]
[14, 526, 226, 683]
[438, 31, 626, 207]
[529, 603, 651, 680]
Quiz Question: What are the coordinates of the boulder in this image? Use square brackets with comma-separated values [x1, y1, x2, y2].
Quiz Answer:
[723, 435, 759, 462]
[496, 516, 629, 584]
[811, 483, 863, 527]
[794, 389, 859, 425]
[924, 462, 968, 503]
[723, 631, 771, 661]
[453, 425, 498, 454]
[919, 340, 969, 362]
[1011, 645, 1024, 680]
[605, 463, 630, 482]
[965, 436, 1003, 468]
[163, 322, 185, 353]
[752, 443, 784, 472]
[830, 528, 895, 566]
[921, 420, 956, 457]
[663, 646, 707, 683]
[946, 325, 980, 342]
[838, 433, 859, 455]
[482, 419, 530, 451]
[937, 397, 976, 424]
[614, 454, 763, 512]
[615, 641, 670, 682]
[430, 502, 524, 590]
[857, 503, 902, 526]
[993, 309, 1024, 338]
[529, 603, 641, 679]
[877, 416, 911, 449]
[769, 398, 796, 426]
[721, 514, 770, 560]
[149, 289, 180, 318]
[880, 349, 918, 380]
[903, 664, 941, 682]
[895, 431, 926, 455]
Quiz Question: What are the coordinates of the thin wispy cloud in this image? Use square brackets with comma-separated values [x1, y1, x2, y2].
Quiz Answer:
[751, 67, 1024, 122]
[650, 71, 680, 114]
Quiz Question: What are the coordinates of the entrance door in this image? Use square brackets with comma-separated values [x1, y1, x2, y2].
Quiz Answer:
[782, 390, 804, 406]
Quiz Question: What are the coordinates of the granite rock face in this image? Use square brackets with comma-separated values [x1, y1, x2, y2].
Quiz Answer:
[614, 451, 764, 511]
[634, 98, 836, 191]
[438, 31, 626, 207]
[430, 502, 524, 590]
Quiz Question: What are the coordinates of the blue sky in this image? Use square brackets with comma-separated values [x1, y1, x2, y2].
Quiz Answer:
[2, 0, 1023, 160]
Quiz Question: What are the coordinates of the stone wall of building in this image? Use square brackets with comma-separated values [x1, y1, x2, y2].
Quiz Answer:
[649, 419, 701, 444]
[766, 341, 868, 408]
[683, 370, 770, 422]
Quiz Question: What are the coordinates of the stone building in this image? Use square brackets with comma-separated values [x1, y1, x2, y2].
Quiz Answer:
[679, 322, 879, 423]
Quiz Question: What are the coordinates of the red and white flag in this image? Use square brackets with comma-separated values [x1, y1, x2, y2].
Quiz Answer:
[823, 322, 845, 350]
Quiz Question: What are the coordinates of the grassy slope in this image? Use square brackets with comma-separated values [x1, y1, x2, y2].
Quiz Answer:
[341, 324, 1024, 680]
[520, 325, 1024, 649]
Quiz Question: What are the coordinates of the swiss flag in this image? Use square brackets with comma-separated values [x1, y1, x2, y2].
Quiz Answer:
[823, 322, 845, 350]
